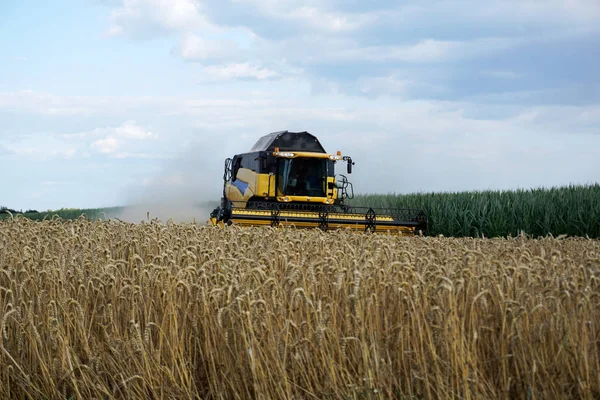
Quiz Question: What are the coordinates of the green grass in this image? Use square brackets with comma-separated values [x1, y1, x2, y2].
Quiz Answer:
[350, 183, 600, 238]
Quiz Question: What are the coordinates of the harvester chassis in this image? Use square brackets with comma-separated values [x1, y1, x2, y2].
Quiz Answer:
[211, 200, 428, 234]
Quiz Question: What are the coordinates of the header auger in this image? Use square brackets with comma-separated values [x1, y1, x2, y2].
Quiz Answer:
[209, 131, 427, 235]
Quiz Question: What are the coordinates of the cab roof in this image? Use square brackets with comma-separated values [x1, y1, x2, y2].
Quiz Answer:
[249, 131, 327, 153]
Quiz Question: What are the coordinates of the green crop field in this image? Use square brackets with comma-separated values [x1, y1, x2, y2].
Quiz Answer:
[351, 184, 600, 238]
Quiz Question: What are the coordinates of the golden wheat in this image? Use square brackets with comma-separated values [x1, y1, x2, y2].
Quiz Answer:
[0, 216, 599, 399]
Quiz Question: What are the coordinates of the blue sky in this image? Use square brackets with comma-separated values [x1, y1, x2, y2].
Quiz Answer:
[1, 0, 599, 211]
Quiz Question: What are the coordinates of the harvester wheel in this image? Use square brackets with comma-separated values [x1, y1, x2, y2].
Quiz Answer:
[365, 208, 376, 233]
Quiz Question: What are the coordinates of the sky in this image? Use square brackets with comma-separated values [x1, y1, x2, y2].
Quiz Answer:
[1, 0, 599, 212]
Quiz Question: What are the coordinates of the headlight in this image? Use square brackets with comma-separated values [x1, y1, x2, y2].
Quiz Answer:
[274, 152, 295, 157]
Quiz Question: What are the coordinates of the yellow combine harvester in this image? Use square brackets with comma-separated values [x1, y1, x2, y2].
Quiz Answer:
[209, 131, 427, 235]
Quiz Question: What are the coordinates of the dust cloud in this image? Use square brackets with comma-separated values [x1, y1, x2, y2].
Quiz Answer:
[111, 141, 227, 224]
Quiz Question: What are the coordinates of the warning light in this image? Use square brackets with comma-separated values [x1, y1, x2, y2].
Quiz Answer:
[274, 147, 279, 152]
[337, 150, 342, 155]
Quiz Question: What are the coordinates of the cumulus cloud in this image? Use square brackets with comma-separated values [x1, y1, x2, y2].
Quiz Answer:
[0, 120, 163, 174]
[87, 121, 156, 156]
[114, 120, 156, 139]
[201, 0, 375, 34]
[202, 63, 279, 80]
[282, 6, 374, 33]
[91, 136, 120, 153]
[107, 0, 216, 37]
[98, 0, 600, 103]
[177, 33, 239, 61]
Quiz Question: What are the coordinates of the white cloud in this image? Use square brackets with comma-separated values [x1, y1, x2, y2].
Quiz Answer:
[101, 0, 600, 71]
[285, 6, 373, 32]
[92, 136, 120, 153]
[178, 33, 238, 61]
[180, 32, 506, 69]
[88, 121, 156, 155]
[107, 0, 216, 37]
[0, 121, 160, 166]
[219, 0, 369, 32]
[114, 120, 156, 139]
[203, 63, 279, 80]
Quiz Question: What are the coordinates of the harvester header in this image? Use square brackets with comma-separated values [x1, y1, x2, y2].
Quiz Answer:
[209, 131, 427, 235]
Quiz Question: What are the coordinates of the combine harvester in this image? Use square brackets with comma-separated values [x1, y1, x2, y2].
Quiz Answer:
[209, 131, 427, 235]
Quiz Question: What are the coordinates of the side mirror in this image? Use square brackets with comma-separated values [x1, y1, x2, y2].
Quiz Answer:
[347, 161, 353, 174]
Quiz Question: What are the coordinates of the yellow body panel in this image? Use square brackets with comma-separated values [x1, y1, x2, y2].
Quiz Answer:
[256, 173, 276, 197]
[226, 165, 338, 204]
[225, 168, 256, 205]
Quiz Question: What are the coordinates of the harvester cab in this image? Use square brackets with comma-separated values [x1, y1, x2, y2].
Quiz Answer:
[209, 131, 427, 235]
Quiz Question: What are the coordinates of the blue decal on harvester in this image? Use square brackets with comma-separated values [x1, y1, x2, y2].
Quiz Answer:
[232, 179, 249, 194]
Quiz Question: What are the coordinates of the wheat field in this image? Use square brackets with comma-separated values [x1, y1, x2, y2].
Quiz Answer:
[0, 217, 599, 399]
